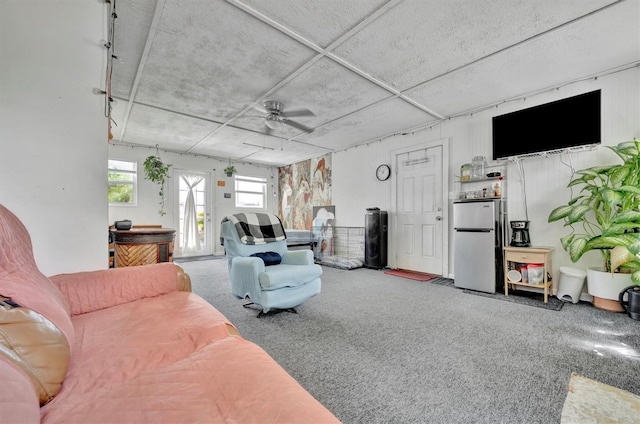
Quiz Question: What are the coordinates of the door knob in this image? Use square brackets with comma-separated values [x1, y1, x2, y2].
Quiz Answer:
[436, 216, 443, 221]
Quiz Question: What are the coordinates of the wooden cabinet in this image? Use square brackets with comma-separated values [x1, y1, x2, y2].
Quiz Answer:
[111, 228, 176, 267]
[503, 246, 554, 303]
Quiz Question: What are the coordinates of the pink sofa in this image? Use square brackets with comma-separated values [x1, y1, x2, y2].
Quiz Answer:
[0, 205, 338, 423]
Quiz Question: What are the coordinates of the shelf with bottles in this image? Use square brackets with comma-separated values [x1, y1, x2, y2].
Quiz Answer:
[456, 163, 505, 200]
[457, 163, 506, 183]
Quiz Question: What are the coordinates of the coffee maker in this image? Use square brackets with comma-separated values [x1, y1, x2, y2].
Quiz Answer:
[510, 221, 531, 247]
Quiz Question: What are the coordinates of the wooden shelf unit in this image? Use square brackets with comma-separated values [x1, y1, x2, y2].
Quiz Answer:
[503, 246, 554, 303]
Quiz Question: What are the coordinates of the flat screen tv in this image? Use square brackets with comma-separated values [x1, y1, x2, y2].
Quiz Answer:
[492, 90, 601, 160]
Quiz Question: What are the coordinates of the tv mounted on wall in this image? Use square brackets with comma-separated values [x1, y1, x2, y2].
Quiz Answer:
[492, 90, 601, 160]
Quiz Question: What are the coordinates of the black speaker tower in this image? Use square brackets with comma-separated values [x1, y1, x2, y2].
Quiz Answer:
[365, 208, 388, 269]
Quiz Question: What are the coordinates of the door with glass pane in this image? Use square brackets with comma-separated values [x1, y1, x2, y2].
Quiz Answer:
[175, 170, 210, 257]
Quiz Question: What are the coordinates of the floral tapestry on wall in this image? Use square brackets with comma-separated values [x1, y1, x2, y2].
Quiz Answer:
[279, 153, 332, 229]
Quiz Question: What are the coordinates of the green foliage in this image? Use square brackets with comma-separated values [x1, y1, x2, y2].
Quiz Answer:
[223, 165, 236, 176]
[548, 138, 640, 284]
[143, 155, 172, 216]
[108, 183, 133, 203]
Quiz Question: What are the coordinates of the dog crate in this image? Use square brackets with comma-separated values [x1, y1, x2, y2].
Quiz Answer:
[312, 226, 365, 269]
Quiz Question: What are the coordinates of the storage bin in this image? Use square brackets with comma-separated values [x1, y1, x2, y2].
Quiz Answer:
[527, 264, 544, 284]
[556, 267, 587, 304]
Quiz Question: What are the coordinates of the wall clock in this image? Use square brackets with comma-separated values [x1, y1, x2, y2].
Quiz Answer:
[376, 164, 391, 181]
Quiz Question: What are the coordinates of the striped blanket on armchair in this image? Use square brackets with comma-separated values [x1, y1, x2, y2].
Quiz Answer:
[222, 213, 286, 245]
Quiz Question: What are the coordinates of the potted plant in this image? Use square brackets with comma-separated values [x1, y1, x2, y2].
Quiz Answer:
[224, 165, 236, 177]
[143, 154, 172, 216]
[548, 138, 640, 311]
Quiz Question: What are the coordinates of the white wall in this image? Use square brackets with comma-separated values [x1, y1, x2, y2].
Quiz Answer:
[0, 1, 107, 276]
[108, 144, 278, 255]
[331, 67, 640, 279]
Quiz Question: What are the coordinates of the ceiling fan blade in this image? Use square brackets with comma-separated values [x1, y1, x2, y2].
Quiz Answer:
[283, 119, 314, 133]
[281, 108, 314, 118]
[251, 103, 269, 115]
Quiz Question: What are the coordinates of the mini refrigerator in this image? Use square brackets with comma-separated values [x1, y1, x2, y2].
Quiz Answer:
[453, 199, 505, 293]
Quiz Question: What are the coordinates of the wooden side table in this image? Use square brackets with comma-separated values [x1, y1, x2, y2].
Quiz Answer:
[111, 228, 176, 267]
[503, 246, 554, 303]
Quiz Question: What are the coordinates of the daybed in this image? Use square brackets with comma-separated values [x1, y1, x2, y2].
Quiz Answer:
[284, 228, 313, 249]
[0, 205, 338, 423]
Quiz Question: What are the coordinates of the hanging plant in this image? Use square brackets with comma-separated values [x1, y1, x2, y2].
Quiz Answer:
[143, 149, 172, 216]
[224, 165, 237, 177]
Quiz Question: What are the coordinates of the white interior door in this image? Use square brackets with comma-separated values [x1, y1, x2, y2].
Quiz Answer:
[395, 144, 444, 274]
[175, 170, 211, 257]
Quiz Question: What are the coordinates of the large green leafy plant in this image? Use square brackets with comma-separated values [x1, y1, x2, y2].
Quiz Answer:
[143, 155, 172, 216]
[548, 138, 640, 284]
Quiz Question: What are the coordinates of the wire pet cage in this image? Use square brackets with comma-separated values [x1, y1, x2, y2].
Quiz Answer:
[312, 226, 365, 269]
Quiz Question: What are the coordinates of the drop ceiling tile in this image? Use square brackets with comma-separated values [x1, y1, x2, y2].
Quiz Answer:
[192, 142, 260, 161]
[193, 126, 331, 165]
[192, 127, 276, 159]
[133, 0, 317, 120]
[243, 144, 329, 166]
[334, 0, 617, 91]
[406, 1, 640, 116]
[121, 103, 220, 150]
[111, 0, 157, 99]
[263, 57, 393, 124]
[236, 0, 388, 48]
[299, 98, 438, 150]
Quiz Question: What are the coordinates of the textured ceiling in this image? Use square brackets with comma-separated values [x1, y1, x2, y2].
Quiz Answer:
[109, 0, 640, 166]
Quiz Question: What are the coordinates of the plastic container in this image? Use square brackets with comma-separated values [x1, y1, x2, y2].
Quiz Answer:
[519, 266, 528, 283]
[507, 269, 521, 282]
[493, 181, 502, 197]
[556, 267, 587, 304]
[471, 156, 487, 180]
[527, 264, 544, 285]
[460, 163, 471, 181]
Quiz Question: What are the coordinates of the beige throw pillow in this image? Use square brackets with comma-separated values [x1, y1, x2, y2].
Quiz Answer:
[0, 296, 70, 405]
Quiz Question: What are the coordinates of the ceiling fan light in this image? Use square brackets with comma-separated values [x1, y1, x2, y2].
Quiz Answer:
[264, 115, 283, 129]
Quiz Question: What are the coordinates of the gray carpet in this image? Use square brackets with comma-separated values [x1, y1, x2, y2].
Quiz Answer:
[463, 288, 565, 311]
[180, 259, 640, 424]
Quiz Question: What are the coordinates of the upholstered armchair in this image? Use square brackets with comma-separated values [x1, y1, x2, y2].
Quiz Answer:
[221, 213, 322, 317]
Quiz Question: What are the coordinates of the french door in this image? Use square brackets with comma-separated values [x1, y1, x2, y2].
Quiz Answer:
[174, 170, 211, 257]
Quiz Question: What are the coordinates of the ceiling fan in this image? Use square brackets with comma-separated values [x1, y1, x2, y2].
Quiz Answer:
[252, 100, 315, 134]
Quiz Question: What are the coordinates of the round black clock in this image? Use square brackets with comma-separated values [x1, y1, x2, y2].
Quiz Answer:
[376, 164, 391, 181]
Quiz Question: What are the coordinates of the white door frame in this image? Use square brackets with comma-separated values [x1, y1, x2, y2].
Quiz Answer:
[389, 138, 449, 276]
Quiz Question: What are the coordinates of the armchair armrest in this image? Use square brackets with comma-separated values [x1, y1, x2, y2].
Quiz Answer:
[229, 257, 265, 301]
[230, 257, 265, 279]
[282, 249, 314, 265]
[49, 263, 190, 316]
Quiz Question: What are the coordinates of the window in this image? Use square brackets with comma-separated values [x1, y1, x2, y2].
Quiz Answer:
[108, 159, 137, 205]
[235, 175, 266, 209]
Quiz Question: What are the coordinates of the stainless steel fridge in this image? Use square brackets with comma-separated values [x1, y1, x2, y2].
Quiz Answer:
[453, 199, 505, 293]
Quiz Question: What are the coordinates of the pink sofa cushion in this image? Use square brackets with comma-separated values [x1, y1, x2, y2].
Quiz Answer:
[0, 356, 40, 424]
[46, 291, 238, 396]
[0, 205, 74, 350]
[41, 336, 339, 423]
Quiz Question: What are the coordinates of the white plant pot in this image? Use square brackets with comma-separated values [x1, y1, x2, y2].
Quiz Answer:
[586, 267, 631, 312]
[586, 267, 633, 299]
